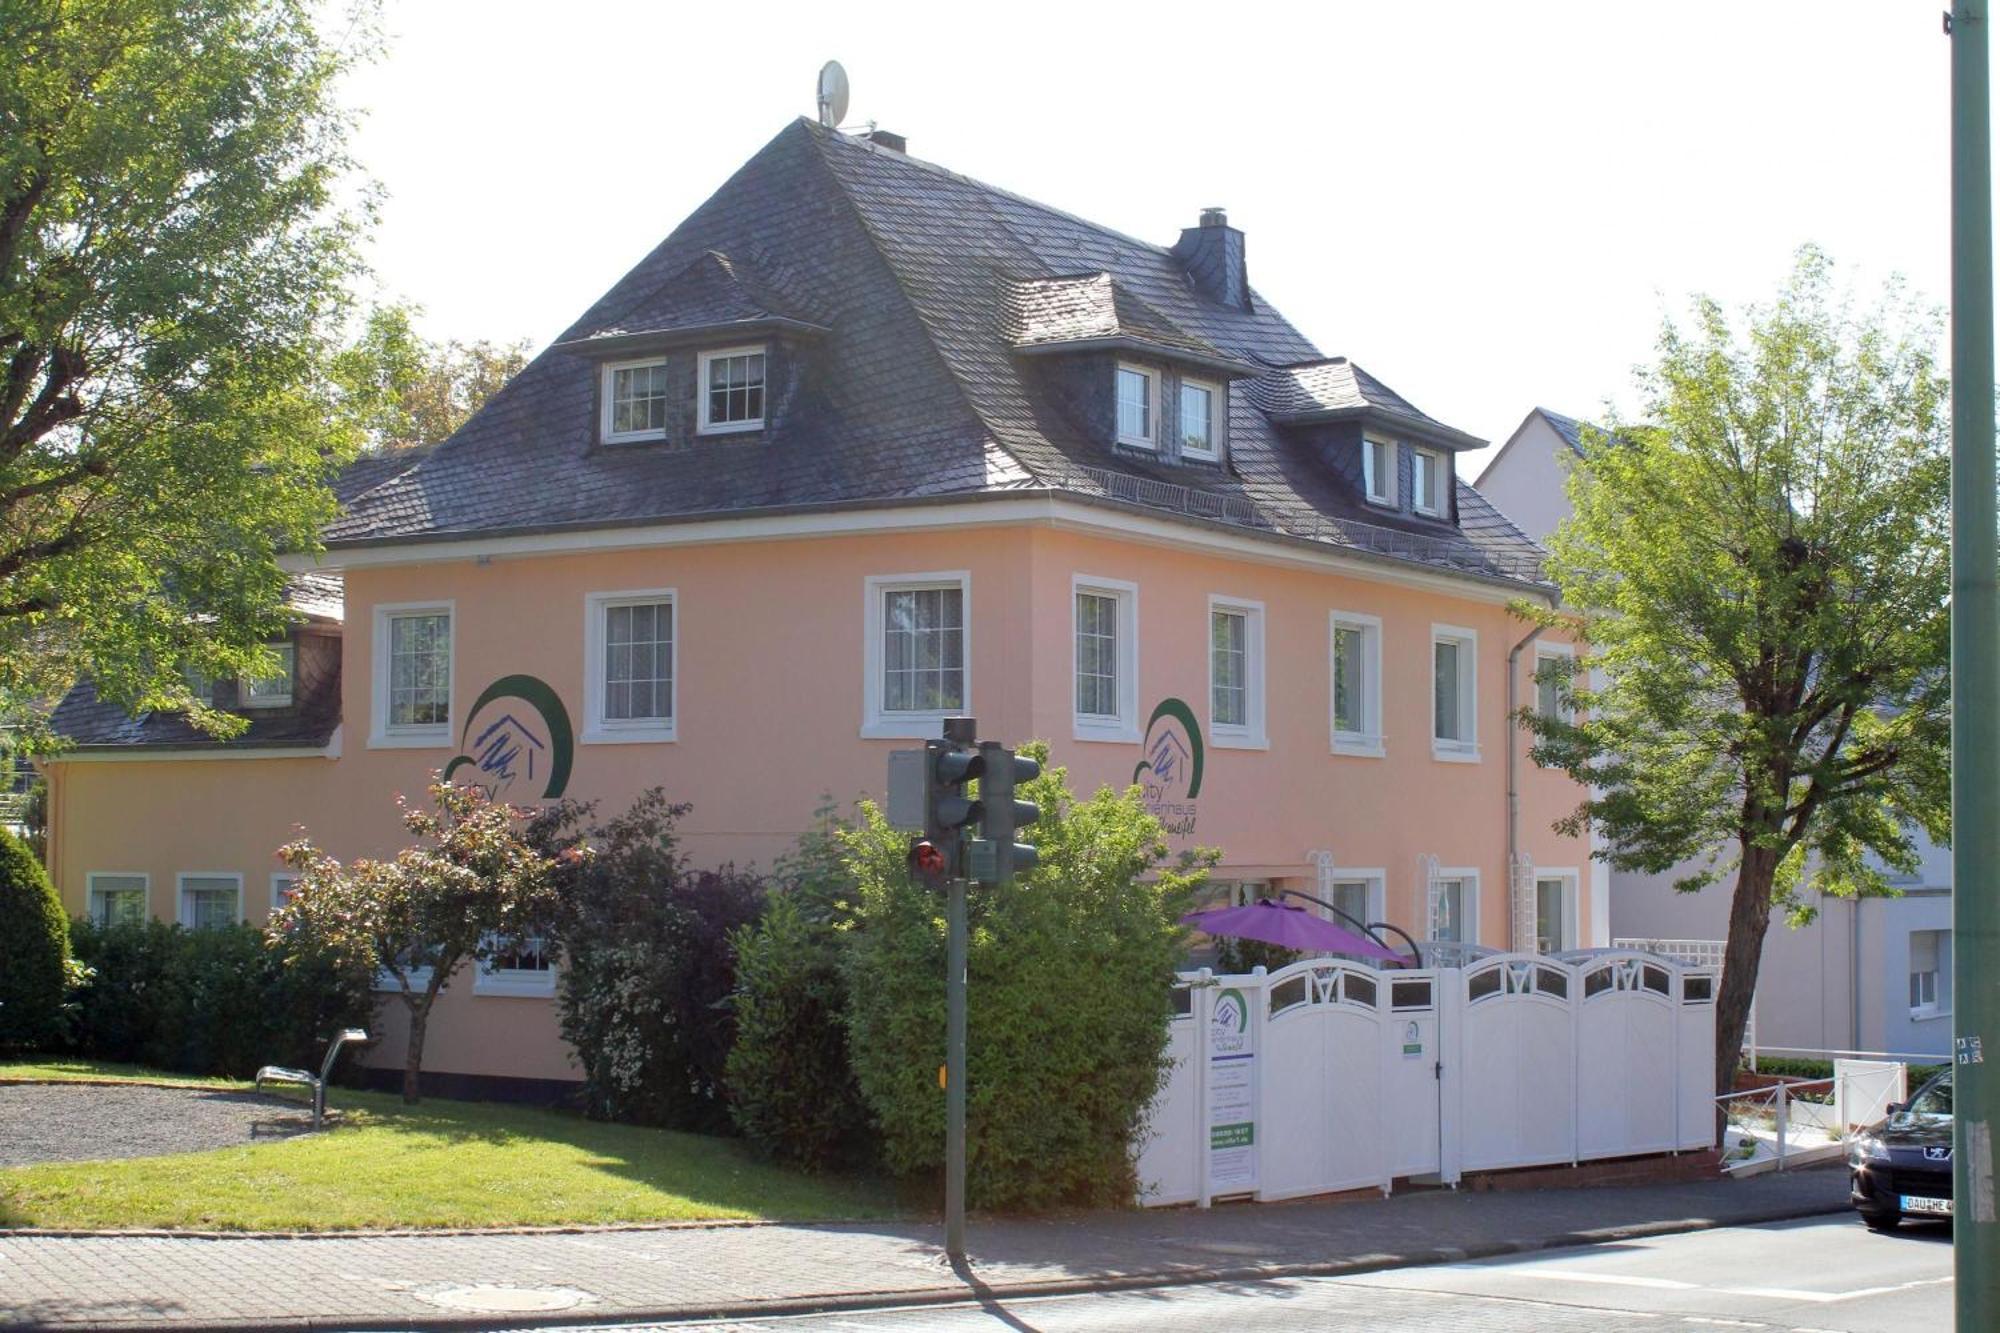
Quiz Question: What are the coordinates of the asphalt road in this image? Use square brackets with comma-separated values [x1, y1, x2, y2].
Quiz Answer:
[554, 1212, 1952, 1332]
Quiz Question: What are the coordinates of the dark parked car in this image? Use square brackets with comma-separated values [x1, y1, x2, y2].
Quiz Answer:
[1848, 1068, 1953, 1231]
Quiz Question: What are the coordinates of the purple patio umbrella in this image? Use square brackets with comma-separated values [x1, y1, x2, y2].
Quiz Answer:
[1181, 898, 1414, 967]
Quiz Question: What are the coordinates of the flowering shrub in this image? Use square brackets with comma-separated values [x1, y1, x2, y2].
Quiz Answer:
[273, 778, 582, 1103]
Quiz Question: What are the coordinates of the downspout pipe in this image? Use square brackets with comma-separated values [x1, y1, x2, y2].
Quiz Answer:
[1507, 624, 1547, 951]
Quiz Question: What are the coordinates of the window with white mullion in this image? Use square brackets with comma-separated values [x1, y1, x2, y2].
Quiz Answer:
[1116, 364, 1157, 447]
[1212, 610, 1247, 727]
[1179, 378, 1219, 459]
[698, 346, 766, 434]
[1362, 437, 1395, 505]
[1075, 592, 1119, 718]
[1413, 447, 1446, 516]
[241, 642, 295, 708]
[882, 586, 963, 714]
[604, 359, 670, 442]
[88, 873, 147, 927]
[178, 874, 242, 930]
[389, 612, 451, 729]
[604, 601, 673, 722]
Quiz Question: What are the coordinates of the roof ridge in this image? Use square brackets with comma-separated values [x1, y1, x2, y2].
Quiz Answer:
[800, 120, 1049, 486]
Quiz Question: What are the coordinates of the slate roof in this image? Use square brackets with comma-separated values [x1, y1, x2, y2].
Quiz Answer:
[322, 119, 1546, 588]
[1250, 358, 1484, 451]
[1535, 407, 1606, 455]
[50, 626, 343, 751]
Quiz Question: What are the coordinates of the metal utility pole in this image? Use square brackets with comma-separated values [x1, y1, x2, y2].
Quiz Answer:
[937, 716, 978, 1266]
[1949, 5, 2000, 1327]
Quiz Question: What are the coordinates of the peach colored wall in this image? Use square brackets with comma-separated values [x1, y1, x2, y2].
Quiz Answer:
[46, 519, 1586, 1085]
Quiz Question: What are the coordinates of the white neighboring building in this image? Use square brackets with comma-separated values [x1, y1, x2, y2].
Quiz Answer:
[1478, 407, 1954, 1059]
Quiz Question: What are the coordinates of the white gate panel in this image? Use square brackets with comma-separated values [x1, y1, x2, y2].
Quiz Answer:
[1576, 954, 1678, 1158]
[1458, 956, 1578, 1173]
[1382, 971, 1443, 1179]
[1256, 964, 1395, 1201]
[1677, 968, 1717, 1150]
[1135, 1010, 1199, 1205]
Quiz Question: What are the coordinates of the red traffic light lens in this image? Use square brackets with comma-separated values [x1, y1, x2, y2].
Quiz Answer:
[911, 841, 948, 876]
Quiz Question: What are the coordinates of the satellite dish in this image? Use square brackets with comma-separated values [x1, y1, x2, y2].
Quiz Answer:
[817, 61, 849, 128]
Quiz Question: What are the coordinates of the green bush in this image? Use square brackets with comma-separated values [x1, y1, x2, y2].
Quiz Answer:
[726, 811, 872, 1170]
[66, 918, 374, 1078]
[0, 827, 69, 1051]
[842, 746, 1211, 1210]
[538, 790, 767, 1131]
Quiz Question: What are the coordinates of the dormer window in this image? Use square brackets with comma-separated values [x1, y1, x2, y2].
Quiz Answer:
[240, 642, 295, 709]
[1116, 364, 1157, 448]
[698, 345, 766, 435]
[602, 358, 669, 443]
[1179, 378, 1219, 461]
[1412, 446, 1446, 516]
[1362, 436, 1396, 506]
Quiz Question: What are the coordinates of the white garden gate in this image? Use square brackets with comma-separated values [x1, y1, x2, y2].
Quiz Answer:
[1136, 949, 1716, 1206]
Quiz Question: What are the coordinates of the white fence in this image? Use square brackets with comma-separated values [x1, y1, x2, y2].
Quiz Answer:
[1137, 950, 1717, 1206]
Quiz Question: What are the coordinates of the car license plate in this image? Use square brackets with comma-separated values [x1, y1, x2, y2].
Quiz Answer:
[1902, 1194, 1953, 1216]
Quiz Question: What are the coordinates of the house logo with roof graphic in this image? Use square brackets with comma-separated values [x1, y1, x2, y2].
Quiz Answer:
[1133, 697, 1203, 839]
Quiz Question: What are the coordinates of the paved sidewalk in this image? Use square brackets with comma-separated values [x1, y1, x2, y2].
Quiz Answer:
[0, 1167, 1849, 1332]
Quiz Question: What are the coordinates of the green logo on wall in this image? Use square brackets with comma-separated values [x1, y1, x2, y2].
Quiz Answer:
[1133, 697, 1202, 837]
[440, 674, 575, 800]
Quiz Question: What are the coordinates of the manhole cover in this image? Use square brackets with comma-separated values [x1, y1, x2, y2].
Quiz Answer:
[425, 1284, 595, 1314]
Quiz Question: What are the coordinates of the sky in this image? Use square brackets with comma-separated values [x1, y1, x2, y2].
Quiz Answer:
[337, 0, 1958, 479]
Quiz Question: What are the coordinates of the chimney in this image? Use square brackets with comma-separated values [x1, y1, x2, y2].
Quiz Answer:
[1172, 206, 1250, 311]
[863, 128, 908, 154]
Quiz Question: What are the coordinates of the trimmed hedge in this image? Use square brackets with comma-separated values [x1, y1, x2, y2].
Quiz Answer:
[0, 827, 68, 1051]
[66, 918, 374, 1078]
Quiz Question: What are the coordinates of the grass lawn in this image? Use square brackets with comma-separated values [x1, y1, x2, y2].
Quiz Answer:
[0, 1062, 893, 1231]
[0, 1059, 246, 1089]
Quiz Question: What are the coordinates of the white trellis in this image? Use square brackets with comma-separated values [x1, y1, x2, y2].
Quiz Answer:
[1419, 852, 1443, 942]
[1508, 851, 1537, 953]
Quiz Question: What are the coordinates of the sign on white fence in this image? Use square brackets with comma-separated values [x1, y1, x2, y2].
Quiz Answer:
[1136, 951, 1717, 1207]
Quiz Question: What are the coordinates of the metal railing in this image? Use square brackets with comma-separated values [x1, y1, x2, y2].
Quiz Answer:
[1036, 464, 1550, 584]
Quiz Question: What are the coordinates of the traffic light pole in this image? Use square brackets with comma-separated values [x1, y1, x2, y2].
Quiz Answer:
[945, 869, 968, 1265]
[1951, 6, 2000, 1329]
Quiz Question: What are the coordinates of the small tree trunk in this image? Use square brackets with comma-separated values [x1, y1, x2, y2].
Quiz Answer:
[1713, 842, 1781, 1114]
[402, 991, 433, 1105]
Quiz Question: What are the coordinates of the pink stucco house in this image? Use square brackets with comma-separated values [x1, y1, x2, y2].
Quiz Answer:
[44, 120, 1589, 1096]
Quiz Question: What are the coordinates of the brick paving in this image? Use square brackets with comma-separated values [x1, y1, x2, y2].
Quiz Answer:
[0, 1167, 1849, 1331]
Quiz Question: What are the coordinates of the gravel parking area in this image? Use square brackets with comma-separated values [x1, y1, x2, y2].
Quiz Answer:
[0, 1083, 317, 1166]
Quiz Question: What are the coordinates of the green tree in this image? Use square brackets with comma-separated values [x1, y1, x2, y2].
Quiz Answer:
[843, 747, 1210, 1210]
[335, 303, 528, 452]
[1526, 248, 1951, 1100]
[0, 825, 67, 1050]
[274, 779, 585, 1103]
[0, 0, 376, 733]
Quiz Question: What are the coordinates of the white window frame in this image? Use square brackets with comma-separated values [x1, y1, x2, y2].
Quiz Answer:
[1534, 641, 1576, 724]
[1412, 446, 1447, 517]
[1362, 436, 1396, 506]
[1178, 376, 1221, 461]
[582, 588, 678, 744]
[696, 344, 768, 436]
[1329, 610, 1385, 758]
[1323, 869, 1387, 931]
[1909, 929, 1950, 1019]
[1207, 594, 1268, 749]
[270, 872, 300, 917]
[474, 935, 558, 999]
[1431, 623, 1480, 762]
[1533, 868, 1580, 953]
[86, 872, 148, 926]
[1431, 867, 1482, 946]
[862, 570, 972, 739]
[370, 600, 455, 749]
[600, 356, 671, 444]
[239, 641, 296, 709]
[1071, 574, 1140, 743]
[1115, 363, 1159, 449]
[374, 958, 437, 994]
[176, 872, 243, 929]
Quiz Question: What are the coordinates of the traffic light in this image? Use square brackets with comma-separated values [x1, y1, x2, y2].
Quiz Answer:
[916, 737, 984, 881]
[973, 741, 1040, 885]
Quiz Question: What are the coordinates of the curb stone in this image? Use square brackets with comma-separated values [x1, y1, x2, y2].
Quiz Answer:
[6, 1194, 1852, 1333]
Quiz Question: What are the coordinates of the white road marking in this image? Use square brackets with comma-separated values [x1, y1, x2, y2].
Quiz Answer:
[1718, 1275, 1953, 1304]
[1502, 1269, 1701, 1291]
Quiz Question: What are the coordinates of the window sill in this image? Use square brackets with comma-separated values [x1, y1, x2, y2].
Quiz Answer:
[1211, 729, 1269, 751]
[862, 714, 964, 740]
[1073, 721, 1142, 745]
[603, 429, 668, 446]
[1432, 743, 1482, 764]
[1363, 495, 1397, 510]
[582, 724, 677, 745]
[369, 727, 452, 750]
[1182, 449, 1220, 465]
[1115, 434, 1158, 450]
[1332, 736, 1386, 758]
[474, 972, 558, 999]
[240, 699, 292, 711]
[1910, 1006, 1951, 1022]
[697, 419, 764, 437]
